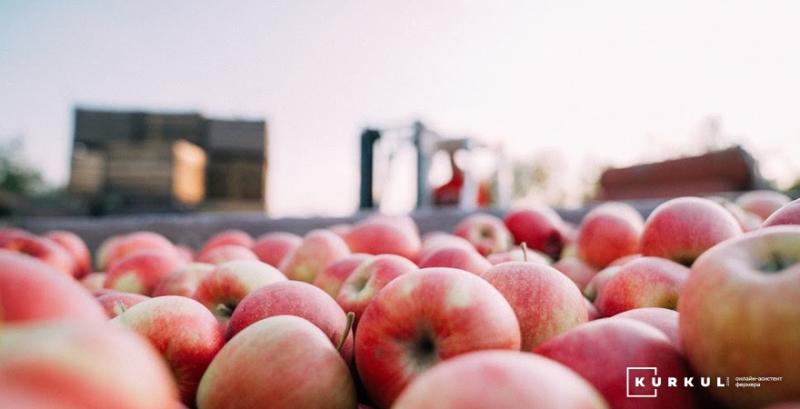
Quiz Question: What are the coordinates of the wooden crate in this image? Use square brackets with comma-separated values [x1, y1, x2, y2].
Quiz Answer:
[68, 148, 107, 195]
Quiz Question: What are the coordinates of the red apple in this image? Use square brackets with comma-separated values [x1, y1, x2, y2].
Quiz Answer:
[227, 280, 354, 361]
[418, 232, 475, 262]
[312, 253, 372, 297]
[712, 197, 764, 232]
[196, 315, 357, 409]
[453, 213, 512, 256]
[336, 254, 417, 324]
[200, 229, 253, 255]
[417, 246, 491, 275]
[482, 261, 588, 350]
[503, 206, 566, 259]
[736, 190, 791, 220]
[98, 231, 177, 271]
[0, 249, 106, 323]
[193, 259, 287, 322]
[595, 257, 690, 316]
[80, 272, 107, 291]
[0, 321, 178, 409]
[152, 262, 215, 297]
[0, 231, 77, 277]
[553, 256, 598, 291]
[328, 223, 352, 238]
[174, 244, 195, 262]
[487, 247, 551, 265]
[585, 298, 601, 320]
[344, 218, 421, 260]
[95, 291, 150, 318]
[393, 350, 608, 409]
[196, 244, 258, 264]
[577, 202, 644, 268]
[615, 307, 681, 351]
[609, 253, 642, 267]
[536, 318, 697, 409]
[679, 226, 800, 408]
[280, 229, 350, 282]
[45, 230, 92, 278]
[250, 231, 302, 267]
[763, 198, 800, 227]
[583, 265, 622, 301]
[640, 197, 742, 266]
[104, 250, 186, 295]
[355, 267, 521, 408]
[113, 296, 224, 405]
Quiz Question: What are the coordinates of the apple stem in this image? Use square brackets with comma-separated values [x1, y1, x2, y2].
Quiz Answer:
[337, 312, 355, 352]
[115, 301, 127, 315]
[216, 303, 233, 317]
[521, 242, 529, 262]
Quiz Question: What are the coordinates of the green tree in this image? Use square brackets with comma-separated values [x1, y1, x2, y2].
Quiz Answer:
[0, 137, 44, 196]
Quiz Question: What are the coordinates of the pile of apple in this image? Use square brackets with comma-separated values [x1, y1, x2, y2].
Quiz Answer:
[1, 191, 799, 409]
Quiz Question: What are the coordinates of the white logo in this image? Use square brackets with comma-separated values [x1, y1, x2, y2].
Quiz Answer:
[627, 367, 658, 398]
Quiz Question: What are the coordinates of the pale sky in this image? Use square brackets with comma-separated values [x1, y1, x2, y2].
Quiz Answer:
[1, 0, 799, 217]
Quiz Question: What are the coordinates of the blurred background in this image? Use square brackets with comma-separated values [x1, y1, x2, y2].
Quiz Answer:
[1, 0, 799, 220]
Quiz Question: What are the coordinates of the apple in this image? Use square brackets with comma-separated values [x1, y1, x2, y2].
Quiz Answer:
[712, 197, 764, 232]
[336, 254, 417, 324]
[280, 229, 350, 282]
[104, 250, 186, 295]
[536, 318, 697, 409]
[679, 226, 800, 408]
[482, 261, 588, 350]
[736, 190, 791, 220]
[503, 206, 566, 259]
[97, 231, 178, 271]
[328, 223, 352, 238]
[0, 231, 77, 277]
[193, 259, 287, 322]
[609, 253, 641, 267]
[81, 272, 107, 291]
[583, 266, 622, 301]
[577, 202, 644, 268]
[344, 218, 421, 260]
[227, 280, 354, 361]
[453, 213, 512, 256]
[417, 246, 491, 275]
[487, 247, 551, 265]
[763, 198, 800, 227]
[0, 249, 106, 323]
[113, 296, 225, 405]
[200, 229, 253, 255]
[355, 267, 521, 408]
[418, 232, 475, 262]
[553, 256, 598, 291]
[393, 350, 608, 409]
[196, 315, 357, 409]
[640, 197, 742, 266]
[250, 232, 302, 267]
[153, 262, 215, 297]
[45, 230, 92, 278]
[95, 291, 150, 318]
[174, 244, 195, 262]
[0, 321, 178, 409]
[594, 257, 690, 316]
[312, 253, 372, 297]
[196, 244, 258, 264]
[585, 298, 601, 320]
[615, 307, 681, 351]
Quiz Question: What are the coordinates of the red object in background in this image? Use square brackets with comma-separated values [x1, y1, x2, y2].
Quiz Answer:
[433, 159, 491, 207]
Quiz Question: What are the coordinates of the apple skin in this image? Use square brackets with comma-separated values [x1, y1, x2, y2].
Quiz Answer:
[98, 231, 177, 271]
[553, 256, 598, 291]
[45, 230, 92, 278]
[585, 298, 601, 320]
[250, 232, 302, 267]
[609, 253, 642, 267]
[196, 315, 357, 409]
[535, 318, 698, 409]
[393, 350, 608, 409]
[594, 257, 690, 317]
[113, 296, 225, 406]
[763, 198, 800, 227]
[344, 219, 421, 260]
[713, 198, 764, 232]
[174, 245, 195, 263]
[193, 259, 287, 322]
[81, 272, 107, 291]
[104, 250, 186, 295]
[583, 265, 622, 301]
[227, 280, 354, 362]
[503, 206, 566, 259]
[736, 190, 791, 220]
[615, 307, 681, 351]
[196, 244, 258, 265]
[482, 261, 588, 350]
[417, 246, 492, 275]
[453, 213, 513, 256]
[312, 253, 372, 297]
[200, 229, 254, 255]
[152, 262, 215, 297]
[487, 247, 551, 265]
[0, 321, 179, 409]
[640, 197, 742, 266]
[418, 232, 475, 262]
[336, 254, 417, 324]
[679, 226, 800, 408]
[0, 231, 77, 277]
[0, 249, 106, 323]
[95, 291, 150, 318]
[577, 202, 644, 268]
[280, 229, 351, 282]
[355, 267, 521, 409]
